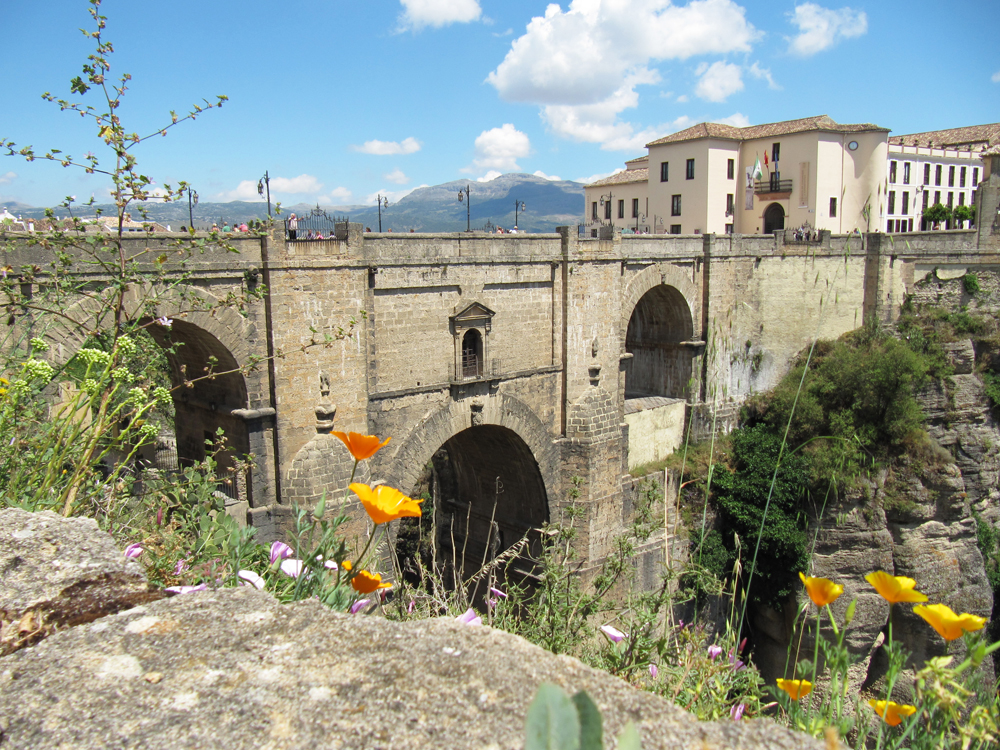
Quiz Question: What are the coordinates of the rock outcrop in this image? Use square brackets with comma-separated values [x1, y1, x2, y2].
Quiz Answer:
[0, 509, 830, 749]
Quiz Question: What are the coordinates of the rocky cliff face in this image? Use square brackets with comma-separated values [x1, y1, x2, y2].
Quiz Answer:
[752, 337, 998, 698]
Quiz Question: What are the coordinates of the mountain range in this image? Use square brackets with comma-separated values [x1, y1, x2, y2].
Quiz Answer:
[5, 173, 587, 233]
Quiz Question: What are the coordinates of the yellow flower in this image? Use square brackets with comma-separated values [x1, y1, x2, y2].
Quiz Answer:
[864, 571, 928, 604]
[868, 700, 917, 727]
[350, 483, 423, 525]
[332, 431, 390, 461]
[776, 679, 813, 701]
[341, 560, 352, 572]
[913, 603, 986, 641]
[351, 569, 391, 594]
[799, 572, 843, 607]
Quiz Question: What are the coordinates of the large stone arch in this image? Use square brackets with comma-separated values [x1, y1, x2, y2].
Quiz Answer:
[379, 392, 559, 515]
[619, 263, 699, 348]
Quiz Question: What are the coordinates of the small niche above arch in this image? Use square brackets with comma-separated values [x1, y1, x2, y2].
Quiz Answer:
[450, 301, 495, 381]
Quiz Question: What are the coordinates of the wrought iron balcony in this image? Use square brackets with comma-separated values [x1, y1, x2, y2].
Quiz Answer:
[754, 177, 793, 195]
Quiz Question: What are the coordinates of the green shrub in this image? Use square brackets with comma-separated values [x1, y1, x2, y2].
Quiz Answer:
[963, 273, 982, 296]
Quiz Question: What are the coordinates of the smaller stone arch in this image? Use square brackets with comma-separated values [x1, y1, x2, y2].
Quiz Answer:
[620, 264, 698, 348]
[764, 203, 785, 234]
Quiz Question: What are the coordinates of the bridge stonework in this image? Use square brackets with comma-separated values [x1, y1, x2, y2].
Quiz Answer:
[4, 165, 999, 577]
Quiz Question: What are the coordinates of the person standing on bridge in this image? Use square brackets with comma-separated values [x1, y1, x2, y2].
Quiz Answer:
[288, 213, 298, 241]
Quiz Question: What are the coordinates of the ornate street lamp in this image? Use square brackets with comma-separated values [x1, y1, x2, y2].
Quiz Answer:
[598, 191, 613, 226]
[376, 195, 389, 232]
[187, 187, 198, 230]
[457, 185, 471, 232]
[514, 199, 526, 229]
[257, 171, 272, 218]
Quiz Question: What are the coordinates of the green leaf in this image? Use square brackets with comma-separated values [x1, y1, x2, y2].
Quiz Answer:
[616, 721, 642, 750]
[571, 691, 603, 750]
[525, 683, 581, 750]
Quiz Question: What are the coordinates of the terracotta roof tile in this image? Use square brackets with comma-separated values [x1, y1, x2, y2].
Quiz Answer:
[586, 168, 649, 187]
[645, 115, 888, 148]
[888, 123, 1000, 150]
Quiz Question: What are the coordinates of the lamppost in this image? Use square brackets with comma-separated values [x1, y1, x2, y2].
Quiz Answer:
[187, 187, 198, 230]
[457, 185, 471, 232]
[634, 210, 646, 233]
[598, 191, 614, 227]
[513, 199, 526, 229]
[257, 171, 272, 218]
[376, 195, 389, 232]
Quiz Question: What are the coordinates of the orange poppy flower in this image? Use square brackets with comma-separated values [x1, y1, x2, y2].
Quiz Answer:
[868, 700, 917, 727]
[349, 483, 423, 525]
[799, 572, 843, 607]
[913, 603, 986, 641]
[341, 560, 352, 572]
[864, 571, 928, 604]
[351, 569, 392, 594]
[776, 679, 813, 701]
[332, 431, 391, 461]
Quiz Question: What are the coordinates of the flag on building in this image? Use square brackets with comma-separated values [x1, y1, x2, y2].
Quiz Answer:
[752, 158, 764, 181]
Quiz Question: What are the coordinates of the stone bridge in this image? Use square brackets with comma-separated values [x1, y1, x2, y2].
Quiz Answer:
[5, 167, 1000, 580]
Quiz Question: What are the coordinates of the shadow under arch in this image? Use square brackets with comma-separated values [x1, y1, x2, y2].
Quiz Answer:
[623, 284, 695, 400]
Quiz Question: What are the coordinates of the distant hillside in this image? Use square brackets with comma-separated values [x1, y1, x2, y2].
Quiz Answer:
[9, 174, 585, 232]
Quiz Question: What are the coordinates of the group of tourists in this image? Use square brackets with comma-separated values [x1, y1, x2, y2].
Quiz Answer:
[208, 219, 268, 234]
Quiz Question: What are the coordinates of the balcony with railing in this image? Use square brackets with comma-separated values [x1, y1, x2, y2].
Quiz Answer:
[450, 355, 501, 382]
[754, 176, 793, 196]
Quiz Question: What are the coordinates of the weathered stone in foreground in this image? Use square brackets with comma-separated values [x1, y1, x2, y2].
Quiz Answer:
[0, 588, 830, 750]
[0, 508, 157, 655]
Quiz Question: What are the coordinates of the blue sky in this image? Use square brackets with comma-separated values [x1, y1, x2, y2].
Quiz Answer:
[1, 0, 998, 209]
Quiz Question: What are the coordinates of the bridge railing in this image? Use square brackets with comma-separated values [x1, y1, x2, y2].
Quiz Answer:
[285, 207, 348, 241]
[450, 357, 501, 382]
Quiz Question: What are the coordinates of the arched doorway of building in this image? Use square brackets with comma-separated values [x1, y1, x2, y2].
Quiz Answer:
[141, 319, 252, 505]
[395, 424, 548, 594]
[461, 329, 483, 378]
[624, 285, 694, 400]
[763, 203, 785, 234]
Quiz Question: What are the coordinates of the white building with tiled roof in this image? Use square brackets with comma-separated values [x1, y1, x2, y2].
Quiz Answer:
[585, 115, 889, 236]
[885, 123, 1000, 232]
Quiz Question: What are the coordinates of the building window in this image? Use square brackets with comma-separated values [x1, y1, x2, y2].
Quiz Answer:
[908, 218, 913, 232]
[829, 197, 837, 217]
[902, 191, 909, 215]
[923, 163, 930, 184]
[671, 194, 681, 216]
[727, 159, 735, 179]
[660, 162, 669, 182]
[725, 194, 734, 216]
[669, 224, 682, 234]
[725, 223, 734, 234]
[903, 162, 910, 185]
[604, 200, 612, 220]
[935, 165, 942, 186]
[934, 190, 941, 205]
[973, 167, 979, 185]
[922, 191, 929, 211]
[631, 198, 639, 218]
[947, 192, 953, 208]
[889, 161, 897, 183]
[771, 143, 780, 163]
[972, 190, 977, 205]
[948, 166, 955, 187]
[461, 329, 483, 379]
[686, 159, 695, 180]
[617, 199, 624, 219]
[888, 191, 895, 215]
[960, 166, 966, 188]
[592, 202, 597, 220]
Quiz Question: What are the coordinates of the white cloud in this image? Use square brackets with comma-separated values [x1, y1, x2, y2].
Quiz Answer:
[575, 169, 624, 185]
[351, 137, 422, 156]
[467, 124, 531, 172]
[788, 3, 867, 57]
[676, 94, 689, 103]
[0, 171, 16, 185]
[712, 112, 751, 128]
[487, 0, 758, 150]
[493, 28, 513, 37]
[748, 62, 780, 90]
[476, 171, 503, 182]
[399, 0, 481, 29]
[364, 186, 424, 204]
[317, 187, 353, 204]
[694, 61, 744, 102]
[384, 169, 409, 185]
[216, 174, 324, 202]
[992, 70, 1000, 83]
[533, 170, 562, 181]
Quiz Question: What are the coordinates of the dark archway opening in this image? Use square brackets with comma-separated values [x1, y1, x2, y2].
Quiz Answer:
[624, 285, 694, 401]
[461, 329, 483, 378]
[142, 319, 251, 504]
[763, 203, 785, 234]
[396, 424, 548, 595]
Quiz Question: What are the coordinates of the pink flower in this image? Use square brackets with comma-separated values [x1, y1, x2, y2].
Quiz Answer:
[489, 587, 507, 599]
[407, 600, 416, 614]
[123, 543, 143, 559]
[174, 559, 189, 575]
[349, 599, 371, 614]
[649, 664, 658, 679]
[731, 703, 745, 721]
[270, 541, 293, 564]
[164, 583, 208, 594]
[600, 625, 626, 643]
[279, 558, 303, 578]
[237, 570, 265, 590]
[456, 608, 482, 626]
[707, 645, 724, 660]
